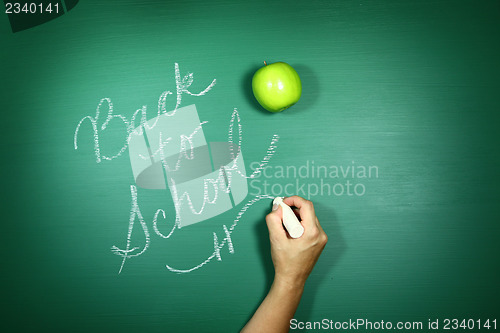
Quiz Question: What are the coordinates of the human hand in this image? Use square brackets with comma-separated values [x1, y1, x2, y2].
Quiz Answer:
[265, 196, 328, 289]
[240, 196, 327, 333]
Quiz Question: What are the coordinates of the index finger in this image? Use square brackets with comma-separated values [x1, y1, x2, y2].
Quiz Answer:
[283, 196, 316, 227]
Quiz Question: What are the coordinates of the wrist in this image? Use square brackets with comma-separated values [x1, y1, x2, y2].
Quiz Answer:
[272, 275, 306, 293]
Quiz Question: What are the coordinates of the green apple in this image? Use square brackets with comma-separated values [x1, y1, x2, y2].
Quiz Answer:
[252, 62, 302, 112]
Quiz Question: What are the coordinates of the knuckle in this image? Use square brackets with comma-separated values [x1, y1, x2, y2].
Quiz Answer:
[304, 200, 314, 209]
[321, 233, 328, 245]
[308, 227, 320, 238]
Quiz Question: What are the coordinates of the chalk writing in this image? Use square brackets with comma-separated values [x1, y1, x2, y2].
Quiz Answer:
[74, 63, 216, 163]
[110, 107, 280, 273]
[74, 63, 279, 274]
[166, 194, 274, 273]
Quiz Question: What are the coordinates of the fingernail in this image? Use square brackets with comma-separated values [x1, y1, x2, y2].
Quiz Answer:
[272, 203, 278, 211]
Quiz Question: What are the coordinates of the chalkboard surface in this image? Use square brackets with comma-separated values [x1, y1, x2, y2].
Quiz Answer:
[1, 0, 499, 332]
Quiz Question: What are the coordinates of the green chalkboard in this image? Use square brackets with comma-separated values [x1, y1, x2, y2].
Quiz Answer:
[1, 0, 499, 332]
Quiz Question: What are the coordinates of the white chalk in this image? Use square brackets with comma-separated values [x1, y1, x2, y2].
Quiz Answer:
[273, 197, 304, 238]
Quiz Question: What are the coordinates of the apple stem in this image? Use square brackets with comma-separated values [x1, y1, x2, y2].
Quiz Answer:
[264, 61, 267, 66]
